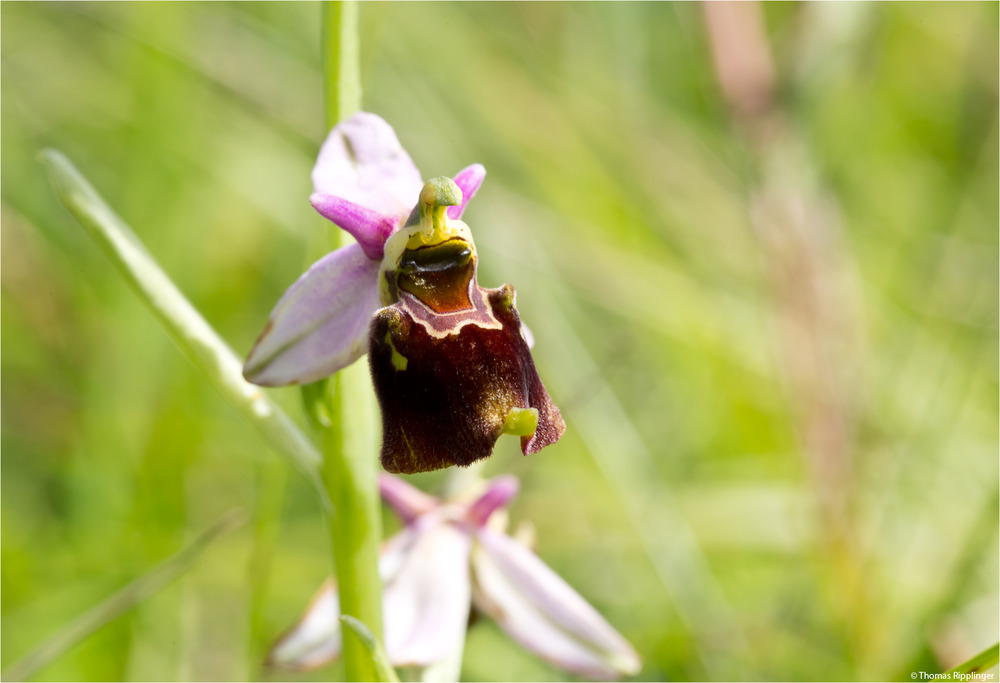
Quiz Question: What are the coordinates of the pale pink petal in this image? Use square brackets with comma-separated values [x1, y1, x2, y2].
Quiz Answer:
[267, 525, 422, 671]
[267, 580, 341, 671]
[312, 112, 423, 218]
[310, 194, 398, 260]
[465, 476, 519, 527]
[243, 244, 380, 386]
[471, 528, 641, 679]
[383, 521, 472, 667]
[448, 164, 486, 220]
[379, 473, 439, 524]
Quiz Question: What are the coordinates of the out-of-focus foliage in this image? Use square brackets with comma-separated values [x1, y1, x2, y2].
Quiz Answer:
[2, 3, 996, 681]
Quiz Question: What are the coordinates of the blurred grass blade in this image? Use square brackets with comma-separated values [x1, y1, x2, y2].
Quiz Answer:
[338, 615, 399, 683]
[535, 284, 748, 679]
[39, 149, 323, 485]
[945, 643, 999, 676]
[2, 509, 248, 682]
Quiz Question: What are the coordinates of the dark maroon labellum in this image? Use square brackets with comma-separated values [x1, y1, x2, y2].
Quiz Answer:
[370, 252, 564, 474]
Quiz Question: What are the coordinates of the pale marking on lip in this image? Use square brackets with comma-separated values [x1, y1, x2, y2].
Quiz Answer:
[399, 283, 503, 339]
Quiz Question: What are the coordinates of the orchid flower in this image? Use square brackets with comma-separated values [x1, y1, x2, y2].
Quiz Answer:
[243, 112, 564, 473]
[268, 474, 642, 680]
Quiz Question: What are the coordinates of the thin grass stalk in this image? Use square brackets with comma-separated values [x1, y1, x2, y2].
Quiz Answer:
[2, 510, 247, 682]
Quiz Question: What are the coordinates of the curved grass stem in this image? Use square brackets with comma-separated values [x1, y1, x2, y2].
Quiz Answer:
[39, 149, 323, 488]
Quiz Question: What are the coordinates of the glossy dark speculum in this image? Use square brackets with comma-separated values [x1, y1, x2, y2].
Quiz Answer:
[369, 234, 564, 474]
[396, 239, 475, 313]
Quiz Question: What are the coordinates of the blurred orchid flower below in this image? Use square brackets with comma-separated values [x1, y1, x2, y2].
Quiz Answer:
[268, 474, 642, 680]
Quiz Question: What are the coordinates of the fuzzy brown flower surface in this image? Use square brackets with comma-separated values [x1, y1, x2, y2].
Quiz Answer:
[243, 113, 564, 473]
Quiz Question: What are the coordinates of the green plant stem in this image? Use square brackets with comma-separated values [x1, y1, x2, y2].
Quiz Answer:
[945, 643, 1000, 677]
[320, 361, 384, 683]
[323, 0, 362, 131]
[2, 509, 247, 682]
[315, 3, 385, 681]
[39, 150, 324, 488]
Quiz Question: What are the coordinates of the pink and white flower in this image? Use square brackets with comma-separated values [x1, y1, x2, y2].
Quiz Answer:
[269, 474, 642, 680]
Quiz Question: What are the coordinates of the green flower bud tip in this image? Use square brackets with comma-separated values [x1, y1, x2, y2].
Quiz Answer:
[502, 407, 539, 437]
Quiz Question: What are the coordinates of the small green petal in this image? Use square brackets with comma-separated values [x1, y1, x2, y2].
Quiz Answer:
[502, 407, 539, 438]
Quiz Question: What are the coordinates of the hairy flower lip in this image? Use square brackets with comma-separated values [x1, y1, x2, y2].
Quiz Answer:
[369, 284, 565, 474]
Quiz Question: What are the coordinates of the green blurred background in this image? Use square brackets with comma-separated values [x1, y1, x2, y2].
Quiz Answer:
[2, 2, 997, 681]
